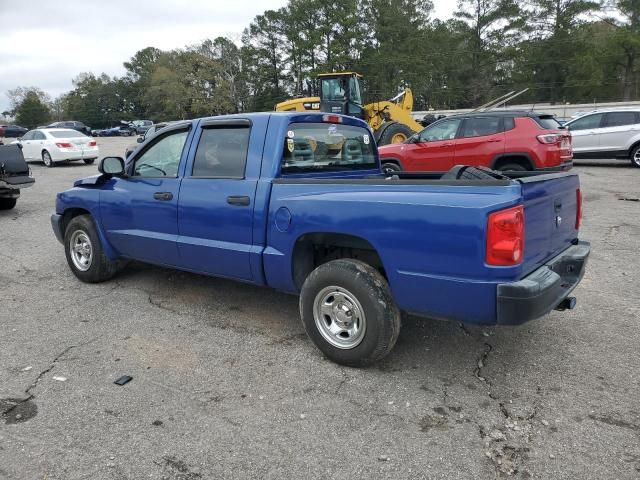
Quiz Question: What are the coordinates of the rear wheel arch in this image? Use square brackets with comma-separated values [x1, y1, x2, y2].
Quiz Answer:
[491, 154, 534, 171]
[291, 232, 386, 292]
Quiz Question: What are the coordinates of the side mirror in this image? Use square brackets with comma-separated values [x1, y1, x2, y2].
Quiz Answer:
[17, 136, 23, 141]
[136, 137, 144, 143]
[98, 156, 126, 176]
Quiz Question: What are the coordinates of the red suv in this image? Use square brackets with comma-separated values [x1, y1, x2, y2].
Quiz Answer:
[378, 111, 572, 173]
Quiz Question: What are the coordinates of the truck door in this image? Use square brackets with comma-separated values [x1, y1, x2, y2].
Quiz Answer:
[454, 116, 505, 167]
[99, 125, 190, 266]
[406, 118, 461, 171]
[177, 119, 257, 281]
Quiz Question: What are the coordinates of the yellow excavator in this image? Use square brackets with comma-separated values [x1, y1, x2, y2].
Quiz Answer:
[275, 72, 423, 145]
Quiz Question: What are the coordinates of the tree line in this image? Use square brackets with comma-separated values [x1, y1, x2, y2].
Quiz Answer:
[4, 0, 640, 129]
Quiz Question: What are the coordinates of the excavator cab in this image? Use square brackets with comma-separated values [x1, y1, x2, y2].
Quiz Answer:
[318, 73, 364, 120]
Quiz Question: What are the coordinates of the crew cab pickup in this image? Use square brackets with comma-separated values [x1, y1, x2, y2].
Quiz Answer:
[51, 113, 590, 366]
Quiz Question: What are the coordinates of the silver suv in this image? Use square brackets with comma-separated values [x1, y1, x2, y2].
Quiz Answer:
[565, 108, 640, 168]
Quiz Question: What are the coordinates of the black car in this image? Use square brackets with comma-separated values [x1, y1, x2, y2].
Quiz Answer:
[132, 119, 153, 135]
[125, 121, 172, 157]
[0, 125, 28, 138]
[45, 121, 91, 136]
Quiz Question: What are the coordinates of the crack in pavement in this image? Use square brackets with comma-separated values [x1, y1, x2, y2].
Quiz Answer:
[1, 337, 99, 419]
[474, 342, 493, 384]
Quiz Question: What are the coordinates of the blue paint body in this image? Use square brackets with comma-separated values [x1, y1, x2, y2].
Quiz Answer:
[54, 112, 583, 325]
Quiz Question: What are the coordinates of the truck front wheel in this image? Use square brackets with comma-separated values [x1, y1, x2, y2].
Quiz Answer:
[64, 214, 121, 283]
[299, 259, 401, 367]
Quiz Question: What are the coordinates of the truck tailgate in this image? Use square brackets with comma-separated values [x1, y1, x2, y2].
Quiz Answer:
[519, 172, 580, 276]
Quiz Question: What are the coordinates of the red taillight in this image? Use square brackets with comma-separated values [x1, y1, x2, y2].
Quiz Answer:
[576, 188, 582, 230]
[322, 114, 343, 123]
[88, 140, 97, 147]
[537, 133, 563, 144]
[486, 205, 525, 266]
[55, 142, 73, 148]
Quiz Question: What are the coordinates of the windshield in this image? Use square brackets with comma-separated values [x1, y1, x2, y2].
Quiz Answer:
[49, 130, 87, 138]
[535, 115, 562, 129]
[321, 78, 347, 101]
[281, 122, 377, 174]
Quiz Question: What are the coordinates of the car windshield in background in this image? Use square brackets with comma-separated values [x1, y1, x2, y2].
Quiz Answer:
[281, 123, 377, 174]
[536, 116, 562, 129]
[49, 130, 87, 138]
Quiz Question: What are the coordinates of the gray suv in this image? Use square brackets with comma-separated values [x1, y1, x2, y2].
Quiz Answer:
[565, 109, 640, 168]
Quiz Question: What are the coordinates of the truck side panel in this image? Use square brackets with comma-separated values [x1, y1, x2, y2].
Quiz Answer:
[264, 181, 524, 324]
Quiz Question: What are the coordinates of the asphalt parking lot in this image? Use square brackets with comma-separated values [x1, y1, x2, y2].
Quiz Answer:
[1, 137, 639, 479]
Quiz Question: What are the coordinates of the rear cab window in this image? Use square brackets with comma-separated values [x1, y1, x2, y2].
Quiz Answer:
[281, 122, 377, 174]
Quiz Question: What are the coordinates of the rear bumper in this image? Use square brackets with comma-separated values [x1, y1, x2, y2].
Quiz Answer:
[539, 160, 573, 172]
[496, 241, 590, 325]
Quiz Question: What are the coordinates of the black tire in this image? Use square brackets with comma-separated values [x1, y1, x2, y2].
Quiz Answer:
[83, 158, 95, 165]
[497, 162, 528, 172]
[378, 123, 414, 146]
[42, 150, 54, 168]
[631, 145, 640, 168]
[299, 259, 401, 367]
[381, 161, 402, 174]
[0, 198, 17, 210]
[64, 214, 121, 283]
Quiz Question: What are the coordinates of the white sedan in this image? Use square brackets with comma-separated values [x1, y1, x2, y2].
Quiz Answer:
[14, 128, 99, 167]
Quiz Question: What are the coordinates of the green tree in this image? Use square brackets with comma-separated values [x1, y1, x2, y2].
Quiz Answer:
[14, 91, 51, 128]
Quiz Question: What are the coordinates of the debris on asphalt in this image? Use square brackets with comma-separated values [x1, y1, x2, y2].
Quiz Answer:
[300, 414, 306, 419]
[378, 455, 390, 462]
[21, 366, 32, 372]
[52, 376, 67, 382]
[541, 419, 550, 426]
[114, 375, 133, 386]
[152, 420, 163, 426]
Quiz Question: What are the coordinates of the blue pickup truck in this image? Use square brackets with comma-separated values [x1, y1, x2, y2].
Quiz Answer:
[51, 113, 590, 366]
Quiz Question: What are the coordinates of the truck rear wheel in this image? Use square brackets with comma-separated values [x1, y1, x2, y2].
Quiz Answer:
[299, 259, 401, 367]
[378, 123, 413, 146]
[64, 214, 121, 283]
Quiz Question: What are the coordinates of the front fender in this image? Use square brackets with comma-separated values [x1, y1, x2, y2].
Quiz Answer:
[56, 187, 120, 260]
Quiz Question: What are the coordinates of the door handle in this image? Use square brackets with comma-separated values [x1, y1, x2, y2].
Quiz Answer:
[486, 139, 502, 143]
[438, 143, 453, 147]
[227, 195, 250, 206]
[153, 192, 173, 201]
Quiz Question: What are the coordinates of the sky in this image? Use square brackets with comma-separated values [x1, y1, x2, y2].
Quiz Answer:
[0, 0, 452, 113]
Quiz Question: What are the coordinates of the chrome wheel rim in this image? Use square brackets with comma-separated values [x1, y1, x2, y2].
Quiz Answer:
[70, 230, 93, 271]
[633, 149, 640, 166]
[313, 286, 366, 349]
[43, 152, 51, 166]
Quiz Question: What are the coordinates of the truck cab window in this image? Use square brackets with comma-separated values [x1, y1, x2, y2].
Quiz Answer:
[281, 123, 377, 174]
[133, 130, 187, 178]
[192, 127, 250, 178]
